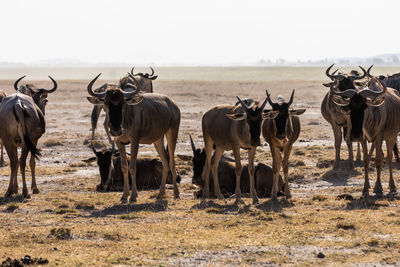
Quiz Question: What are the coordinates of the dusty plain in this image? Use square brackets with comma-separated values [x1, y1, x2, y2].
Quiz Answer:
[0, 67, 399, 266]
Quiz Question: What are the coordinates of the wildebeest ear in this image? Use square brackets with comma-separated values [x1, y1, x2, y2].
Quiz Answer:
[290, 109, 306, 115]
[149, 75, 158, 80]
[262, 110, 279, 119]
[87, 96, 104, 105]
[82, 157, 97, 163]
[126, 95, 144, 105]
[322, 82, 332, 87]
[226, 113, 246, 120]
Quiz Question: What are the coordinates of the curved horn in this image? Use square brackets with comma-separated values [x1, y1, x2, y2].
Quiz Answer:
[189, 135, 196, 154]
[367, 65, 374, 77]
[360, 77, 387, 98]
[44, 76, 57, 93]
[265, 90, 274, 106]
[14, 76, 26, 91]
[326, 64, 345, 80]
[287, 89, 295, 106]
[348, 66, 367, 81]
[87, 73, 106, 98]
[149, 66, 154, 76]
[124, 73, 141, 98]
[330, 80, 356, 98]
[236, 96, 249, 109]
[130, 66, 135, 75]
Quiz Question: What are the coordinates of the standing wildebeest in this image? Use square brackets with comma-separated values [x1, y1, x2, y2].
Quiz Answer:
[190, 135, 284, 198]
[0, 90, 7, 167]
[0, 76, 57, 197]
[86, 145, 181, 191]
[321, 64, 369, 169]
[86, 73, 180, 203]
[262, 90, 305, 200]
[201, 95, 279, 204]
[90, 67, 158, 146]
[330, 72, 400, 196]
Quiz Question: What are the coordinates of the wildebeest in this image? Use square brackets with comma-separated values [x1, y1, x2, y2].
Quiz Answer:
[330, 71, 400, 196]
[85, 145, 180, 191]
[90, 67, 157, 147]
[0, 90, 7, 167]
[262, 90, 305, 200]
[0, 76, 57, 197]
[190, 135, 284, 198]
[201, 95, 279, 204]
[321, 64, 369, 169]
[86, 73, 180, 203]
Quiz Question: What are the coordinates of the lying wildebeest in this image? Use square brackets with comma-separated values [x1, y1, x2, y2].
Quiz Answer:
[87, 73, 180, 203]
[0, 90, 6, 167]
[90, 67, 157, 146]
[321, 64, 369, 169]
[190, 135, 284, 198]
[0, 76, 57, 197]
[262, 90, 305, 200]
[330, 69, 400, 196]
[85, 145, 180, 191]
[201, 94, 279, 204]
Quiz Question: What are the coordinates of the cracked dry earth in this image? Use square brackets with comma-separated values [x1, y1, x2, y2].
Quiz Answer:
[0, 70, 399, 266]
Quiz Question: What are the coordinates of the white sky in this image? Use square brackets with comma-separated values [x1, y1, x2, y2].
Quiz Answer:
[1, 0, 399, 65]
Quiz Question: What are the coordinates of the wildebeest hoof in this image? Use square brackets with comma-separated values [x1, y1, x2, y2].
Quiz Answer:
[362, 190, 369, 198]
[32, 188, 39, 194]
[129, 196, 137, 203]
[374, 191, 384, 198]
[390, 187, 397, 193]
[234, 198, 245, 205]
[252, 198, 259, 205]
[174, 190, 180, 199]
[120, 196, 128, 204]
[5, 189, 13, 197]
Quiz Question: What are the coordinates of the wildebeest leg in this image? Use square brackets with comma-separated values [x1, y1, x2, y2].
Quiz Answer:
[116, 141, 129, 203]
[201, 135, 214, 200]
[343, 127, 354, 169]
[166, 127, 180, 199]
[90, 105, 102, 141]
[4, 143, 18, 197]
[282, 144, 293, 199]
[232, 144, 243, 204]
[271, 146, 282, 200]
[394, 142, 400, 165]
[361, 139, 370, 196]
[356, 142, 361, 162]
[19, 147, 30, 198]
[332, 124, 342, 169]
[373, 138, 384, 197]
[103, 114, 114, 149]
[248, 147, 258, 204]
[154, 138, 169, 200]
[30, 151, 39, 194]
[0, 142, 4, 167]
[128, 140, 139, 203]
[210, 147, 224, 200]
[368, 143, 375, 160]
[386, 138, 397, 193]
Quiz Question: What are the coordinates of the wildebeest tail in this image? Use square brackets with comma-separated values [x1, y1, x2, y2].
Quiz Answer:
[13, 102, 41, 159]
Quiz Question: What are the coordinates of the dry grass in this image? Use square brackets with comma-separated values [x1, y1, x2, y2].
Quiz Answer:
[0, 76, 399, 265]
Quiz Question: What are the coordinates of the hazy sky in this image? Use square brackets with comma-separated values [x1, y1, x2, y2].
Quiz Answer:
[1, 0, 399, 65]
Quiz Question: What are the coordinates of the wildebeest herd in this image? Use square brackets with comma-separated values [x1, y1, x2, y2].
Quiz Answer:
[0, 65, 399, 204]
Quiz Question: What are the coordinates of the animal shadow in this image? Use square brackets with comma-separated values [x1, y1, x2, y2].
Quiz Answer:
[0, 195, 25, 205]
[255, 198, 294, 213]
[321, 166, 361, 186]
[191, 200, 241, 214]
[343, 194, 399, 210]
[89, 200, 168, 217]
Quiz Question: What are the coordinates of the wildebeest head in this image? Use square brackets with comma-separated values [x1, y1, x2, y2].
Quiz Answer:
[330, 67, 387, 141]
[86, 73, 144, 137]
[264, 90, 306, 140]
[90, 145, 114, 186]
[323, 64, 370, 91]
[14, 76, 57, 115]
[227, 96, 279, 146]
[189, 135, 207, 186]
[130, 66, 158, 80]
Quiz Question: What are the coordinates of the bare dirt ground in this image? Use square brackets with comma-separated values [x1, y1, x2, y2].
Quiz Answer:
[0, 70, 399, 266]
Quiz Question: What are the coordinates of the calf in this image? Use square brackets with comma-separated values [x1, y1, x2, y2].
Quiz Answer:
[86, 146, 180, 192]
[190, 136, 284, 198]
